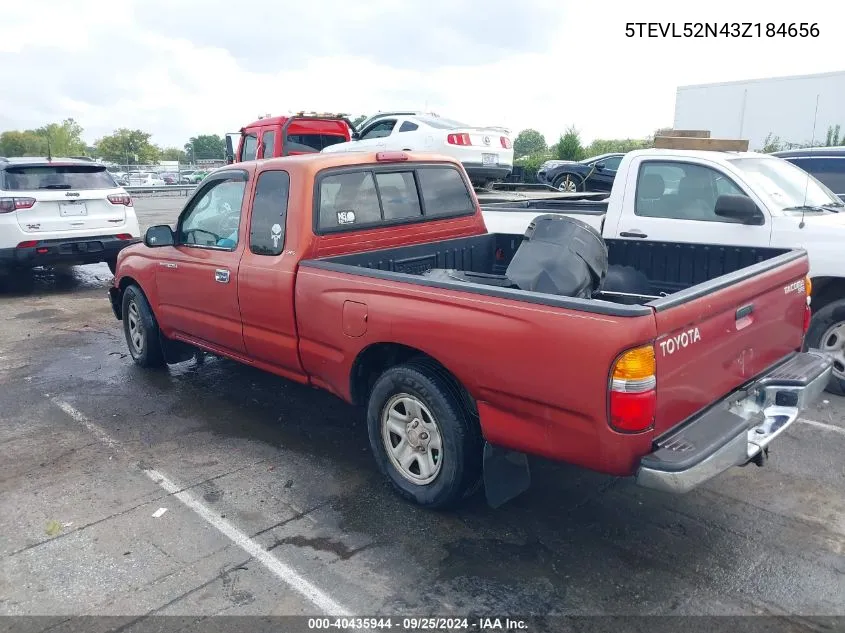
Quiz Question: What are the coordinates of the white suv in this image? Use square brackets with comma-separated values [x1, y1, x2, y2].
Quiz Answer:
[0, 157, 141, 274]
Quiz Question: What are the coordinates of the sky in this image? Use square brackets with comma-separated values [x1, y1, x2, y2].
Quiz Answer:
[1, 0, 843, 149]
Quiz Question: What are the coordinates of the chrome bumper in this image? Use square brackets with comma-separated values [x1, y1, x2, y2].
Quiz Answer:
[636, 350, 833, 494]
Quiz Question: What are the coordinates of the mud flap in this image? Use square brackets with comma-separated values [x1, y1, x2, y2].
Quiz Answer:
[483, 442, 531, 509]
[159, 335, 197, 365]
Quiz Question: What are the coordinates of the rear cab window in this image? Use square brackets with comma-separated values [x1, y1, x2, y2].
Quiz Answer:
[315, 164, 474, 233]
[3, 165, 117, 191]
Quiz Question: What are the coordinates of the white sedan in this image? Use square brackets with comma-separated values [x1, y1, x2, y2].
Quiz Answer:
[321, 112, 513, 187]
[126, 172, 165, 187]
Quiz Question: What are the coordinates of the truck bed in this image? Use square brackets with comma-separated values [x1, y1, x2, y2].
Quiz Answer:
[303, 231, 793, 313]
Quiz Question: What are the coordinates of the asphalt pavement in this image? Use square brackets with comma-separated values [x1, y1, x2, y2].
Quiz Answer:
[0, 196, 843, 629]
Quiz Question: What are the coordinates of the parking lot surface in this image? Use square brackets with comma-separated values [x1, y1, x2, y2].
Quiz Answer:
[1, 196, 844, 625]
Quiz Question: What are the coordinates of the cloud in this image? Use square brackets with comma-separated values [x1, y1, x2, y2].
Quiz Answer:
[1, 0, 844, 150]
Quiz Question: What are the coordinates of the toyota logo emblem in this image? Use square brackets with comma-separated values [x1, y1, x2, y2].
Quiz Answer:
[483, 136, 491, 145]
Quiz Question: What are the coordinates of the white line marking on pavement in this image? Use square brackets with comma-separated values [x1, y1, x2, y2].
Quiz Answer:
[797, 417, 845, 436]
[52, 398, 351, 616]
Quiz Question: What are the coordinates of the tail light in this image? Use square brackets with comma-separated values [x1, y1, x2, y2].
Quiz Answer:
[609, 344, 656, 433]
[0, 197, 36, 213]
[115, 233, 133, 240]
[804, 275, 812, 333]
[500, 136, 512, 149]
[447, 133, 472, 146]
[108, 194, 133, 206]
[16, 240, 38, 248]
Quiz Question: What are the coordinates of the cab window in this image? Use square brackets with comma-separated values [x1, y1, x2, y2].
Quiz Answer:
[249, 170, 290, 255]
[241, 134, 258, 161]
[178, 176, 246, 249]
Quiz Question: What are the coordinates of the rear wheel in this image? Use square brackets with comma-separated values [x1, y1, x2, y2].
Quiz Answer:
[366, 359, 482, 509]
[805, 298, 845, 395]
[553, 173, 584, 192]
[121, 285, 165, 368]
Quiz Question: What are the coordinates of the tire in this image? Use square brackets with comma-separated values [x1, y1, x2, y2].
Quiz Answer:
[553, 173, 584, 192]
[805, 298, 845, 395]
[366, 359, 483, 509]
[121, 284, 166, 368]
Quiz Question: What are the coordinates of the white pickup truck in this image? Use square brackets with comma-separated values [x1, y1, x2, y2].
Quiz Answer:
[481, 148, 845, 394]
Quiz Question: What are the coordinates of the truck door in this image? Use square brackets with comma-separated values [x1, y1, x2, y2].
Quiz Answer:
[154, 170, 249, 354]
[605, 158, 772, 247]
[237, 169, 307, 381]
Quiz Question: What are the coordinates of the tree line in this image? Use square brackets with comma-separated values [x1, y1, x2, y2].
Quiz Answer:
[0, 118, 228, 164]
[514, 123, 845, 181]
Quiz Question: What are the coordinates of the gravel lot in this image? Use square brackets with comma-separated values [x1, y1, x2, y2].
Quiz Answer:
[1, 194, 843, 628]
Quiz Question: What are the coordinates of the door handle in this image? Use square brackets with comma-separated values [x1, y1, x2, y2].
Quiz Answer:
[736, 304, 754, 319]
[215, 269, 230, 283]
[620, 230, 648, 238]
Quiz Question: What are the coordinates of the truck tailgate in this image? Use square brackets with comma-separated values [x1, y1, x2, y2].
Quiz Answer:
[651, 252, 809, 435]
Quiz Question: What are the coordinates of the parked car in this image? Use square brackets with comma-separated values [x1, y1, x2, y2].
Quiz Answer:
[0, 157, 140, 274]
[181, 171, 208, 184]
[126, 172, 165, 187]
[320, 112, 514, 188]
[160, 172, 180, 185]
[772, 146, 845, 201]
[226, 112, 354, 164]
[536, 153, 625, 192]
[107, 150, 829, 510]
[482, 147, 845, 394]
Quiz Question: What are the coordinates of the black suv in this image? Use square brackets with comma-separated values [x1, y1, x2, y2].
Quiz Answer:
[772, 147, 845, 201]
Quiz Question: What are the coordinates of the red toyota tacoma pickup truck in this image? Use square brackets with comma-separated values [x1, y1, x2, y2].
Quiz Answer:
[108, 151, 832, 509]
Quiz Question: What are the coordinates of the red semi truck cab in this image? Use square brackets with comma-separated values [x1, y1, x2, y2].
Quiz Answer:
[226, 112, 355, 164]
[109, 150, 832, 510]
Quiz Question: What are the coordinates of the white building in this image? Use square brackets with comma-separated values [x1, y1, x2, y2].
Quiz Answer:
[673, 70, 845, 150]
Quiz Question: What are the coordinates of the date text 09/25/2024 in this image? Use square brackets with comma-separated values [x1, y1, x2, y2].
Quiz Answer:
[625, 22, 820, 38]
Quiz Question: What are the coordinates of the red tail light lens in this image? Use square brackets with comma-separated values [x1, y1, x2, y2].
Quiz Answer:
[108, 194, 133, 206]
[447, 133, 471, 146]
[16, 241, 38, 248]
[36, 247, 49, 254]
[500, 136, 512, 149]
[0, 197, 36, 213]
[803, 304, 812, 333]
[609, 344, 656, 433]
[115, 233, 133, 240]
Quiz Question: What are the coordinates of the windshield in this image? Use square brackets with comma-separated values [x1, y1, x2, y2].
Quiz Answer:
[4, 165, 117, 190]
[728, 157, 843, 211]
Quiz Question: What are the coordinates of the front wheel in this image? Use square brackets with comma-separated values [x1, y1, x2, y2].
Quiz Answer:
[805, 298, 845, 395]
[366, 360, 482, 509]
[121, 285, 165, 368]
[553, 173, 584, 192]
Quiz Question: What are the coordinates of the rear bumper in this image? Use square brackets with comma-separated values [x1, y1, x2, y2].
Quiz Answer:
[636, 350, 833, 493]
[0, 235, 139, 269]
[463, 162, 512, 182]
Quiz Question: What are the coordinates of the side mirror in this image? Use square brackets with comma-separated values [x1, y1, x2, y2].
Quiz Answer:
[144, 225, 175, 247]
[350, 131, 360, 140]
[714, 194, 765, 225]
[594, 161, 606, 171]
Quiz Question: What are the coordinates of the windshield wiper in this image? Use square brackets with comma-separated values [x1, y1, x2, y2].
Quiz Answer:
[38, 184, 72, 189]
[783, 205, 828, 212]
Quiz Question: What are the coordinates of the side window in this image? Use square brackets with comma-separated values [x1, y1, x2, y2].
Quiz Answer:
[178, 177, 246, 249]
[249, 170, 289, 255]
[375, 171, 421, 220]
[318, 171, 382, 230]
[261, 131, 275, 159]
[416, 167, 474, 217]
[241, 134, 258, 161]
[789, 158, 845, 194]
[602, 156, 623, 171]
[398, 121, 419, 133]
[360, 119, 396, 140]
[635, 161, 746, 222]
